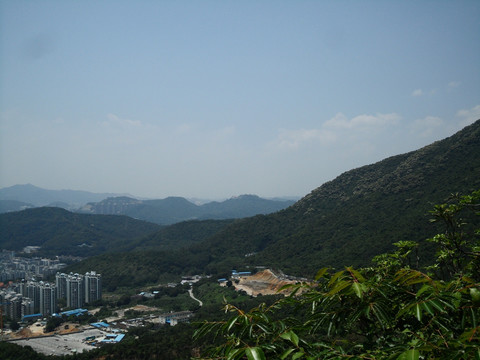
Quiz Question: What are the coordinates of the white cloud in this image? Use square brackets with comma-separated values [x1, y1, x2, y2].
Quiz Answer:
[412, 89, 423, 97]
[105, 113, 142, 127]
[448, 81, 461, 88]
[274, 128, 336, 149]
[411, 116, 444, 138]
[98, 113, 153, 146]
[270, 112, 400, 151]
[456, 105, 480, 127]
[324, 112, 400, 129]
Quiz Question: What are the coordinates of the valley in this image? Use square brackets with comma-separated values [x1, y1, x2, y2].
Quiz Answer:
[0, 120, 479, 359]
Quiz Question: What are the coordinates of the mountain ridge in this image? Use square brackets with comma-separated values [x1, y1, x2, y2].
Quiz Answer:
[78, 194, 296, 225]
[220, 119, 480, 274]
[0, 185, 297, 224]
[0, 184, 132, 209]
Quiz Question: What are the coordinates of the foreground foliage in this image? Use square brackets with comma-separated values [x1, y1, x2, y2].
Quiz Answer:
[195, 190, 480, 359]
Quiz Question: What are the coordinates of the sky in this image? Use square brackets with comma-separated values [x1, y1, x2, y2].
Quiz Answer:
[1, 1, 479, 200]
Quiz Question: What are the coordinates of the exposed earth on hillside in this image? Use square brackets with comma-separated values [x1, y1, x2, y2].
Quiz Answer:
[232, 269, 305, 296]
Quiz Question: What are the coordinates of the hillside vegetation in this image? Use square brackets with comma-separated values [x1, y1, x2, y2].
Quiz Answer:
[197, 119, 480, 275]
[0, 207, 161, 257]
[69, 120, 480, 288]
[196, 190, 480, 359]
[4, 190, 479, 360]
[120, 219, 236, 252]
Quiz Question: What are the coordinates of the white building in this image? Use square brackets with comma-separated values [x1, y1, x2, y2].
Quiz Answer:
[84, 271, 102, 304]
[66, 274, 85, 309]
[38, 281, 56, 316]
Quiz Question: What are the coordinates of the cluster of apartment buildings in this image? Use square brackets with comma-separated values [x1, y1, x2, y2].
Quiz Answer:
[0, 250, 66, 282]
[55, 272, 102, 309]
[0, 271, 101, 321]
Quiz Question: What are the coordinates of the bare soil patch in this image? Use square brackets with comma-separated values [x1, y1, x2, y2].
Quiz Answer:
[233, 269, 302, 296]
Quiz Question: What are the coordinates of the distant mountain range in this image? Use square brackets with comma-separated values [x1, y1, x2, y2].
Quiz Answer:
[78, 195, 296, 225]
[0, 185, 297, 224]
[0, 184, 129, 209]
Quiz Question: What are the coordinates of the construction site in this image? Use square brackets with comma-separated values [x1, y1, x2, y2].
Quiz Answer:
[228, 269, 307, 296]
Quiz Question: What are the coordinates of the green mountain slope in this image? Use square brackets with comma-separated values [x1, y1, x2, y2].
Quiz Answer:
[118, 218, 236, 252]
[200, 119, 480, 275]
[67, 120, 480, 287]
[0, 207, 161, 257]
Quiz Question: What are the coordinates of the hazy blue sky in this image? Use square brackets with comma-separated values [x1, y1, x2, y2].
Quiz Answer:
[1, 1, 479, 199]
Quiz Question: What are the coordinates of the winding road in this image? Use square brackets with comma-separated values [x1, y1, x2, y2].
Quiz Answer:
[188, 287, 203, 307]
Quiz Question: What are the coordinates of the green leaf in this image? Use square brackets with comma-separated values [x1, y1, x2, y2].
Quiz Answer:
[245, 347, 266, 360]
[292, 351, 305, 359]
[280, 348, 295, 360]
[226, 348, 245, 360]
[416, 284, 431, 297]
[346, 266, 365, 282]
[326, 280, 351, 296]
[414, 304, 422, 322]
[397, 349, 420, 360]
[470, 288, 480, 305]
[315, 267, 329, 281]
[226, 316, 239, 332]
[428, 298, 447, 313]
[352, 282, 363, 299]
[420, 301, 435, 316]
[328, 270, 345, 287]
[371, 302, 390, 328]
[280, 330, 299, 347]
[470, 307, 478, 328]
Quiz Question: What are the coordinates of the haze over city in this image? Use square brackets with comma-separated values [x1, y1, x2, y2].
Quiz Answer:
[1, 1, 479, 199]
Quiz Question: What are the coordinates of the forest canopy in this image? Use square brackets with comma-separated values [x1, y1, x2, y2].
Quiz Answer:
[195, 190, 480, 360]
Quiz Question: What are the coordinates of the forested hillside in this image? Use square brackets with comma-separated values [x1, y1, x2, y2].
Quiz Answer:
[200, 119, 480, 275]
[69, 120, 480, 287]
[195, 190, 480, 359]
[0, 207, 161, 257]
[7, 189, 479, 359]
[120, 219, 236, 252]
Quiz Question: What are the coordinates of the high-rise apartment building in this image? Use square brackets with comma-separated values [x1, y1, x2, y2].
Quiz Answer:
[55, 272, 68, 300]
[0, 291, 22, 321]
[25, 281, 40, 313]
[66, 273, 84, 309]
[84, 271, 102, 304]
[38, 281, 56, 316]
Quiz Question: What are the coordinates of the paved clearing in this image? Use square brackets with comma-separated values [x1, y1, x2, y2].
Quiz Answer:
[12, 328, 105, 356]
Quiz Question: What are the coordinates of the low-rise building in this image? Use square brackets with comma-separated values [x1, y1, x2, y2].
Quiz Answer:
[158, 311, 193, 326]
